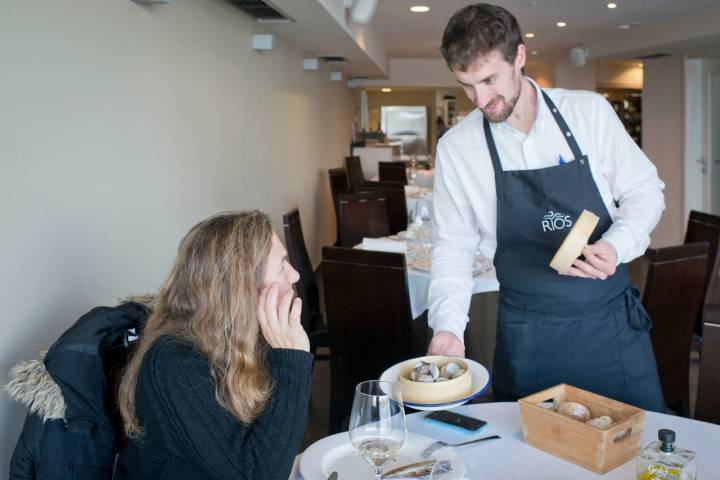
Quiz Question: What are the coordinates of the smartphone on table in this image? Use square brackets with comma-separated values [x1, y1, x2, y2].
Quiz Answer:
[424, 410, 487, 433]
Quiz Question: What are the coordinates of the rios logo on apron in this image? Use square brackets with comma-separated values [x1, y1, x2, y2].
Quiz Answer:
[542, 210, 573, 232]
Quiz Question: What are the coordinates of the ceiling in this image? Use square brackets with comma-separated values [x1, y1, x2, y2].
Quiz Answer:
[369, 0, 720, 59]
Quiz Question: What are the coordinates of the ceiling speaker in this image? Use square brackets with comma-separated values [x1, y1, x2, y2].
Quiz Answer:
[569, 47, 589, 67]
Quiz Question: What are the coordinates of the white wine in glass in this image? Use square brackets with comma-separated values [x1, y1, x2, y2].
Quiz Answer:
[349, 380, 406, 479]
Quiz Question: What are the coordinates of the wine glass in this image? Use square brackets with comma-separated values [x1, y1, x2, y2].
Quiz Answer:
[414, 199, 432, 246]
[416, 199, 431, 225]
[349, 381, 406, 480]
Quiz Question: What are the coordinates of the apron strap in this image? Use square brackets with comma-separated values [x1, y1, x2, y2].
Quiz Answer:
[540, 90, 585, 161]
[483, 117, 503, 184]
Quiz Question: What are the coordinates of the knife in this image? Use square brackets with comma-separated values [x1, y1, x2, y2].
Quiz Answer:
[456, 434, 501, 446]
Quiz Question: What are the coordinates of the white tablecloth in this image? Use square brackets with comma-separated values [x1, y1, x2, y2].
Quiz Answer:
[407, 266, 499, 319]
[290, 402, 720, 479]
[358, 236, 499, 319]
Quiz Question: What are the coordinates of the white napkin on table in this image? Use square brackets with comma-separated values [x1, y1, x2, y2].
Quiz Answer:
[361, 237, 408, 253]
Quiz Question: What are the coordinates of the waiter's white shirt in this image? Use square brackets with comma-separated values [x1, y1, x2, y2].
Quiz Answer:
[428, 78, 665, 343]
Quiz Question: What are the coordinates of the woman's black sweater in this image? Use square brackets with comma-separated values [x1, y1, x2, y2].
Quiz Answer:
[117, 336, 313, 479]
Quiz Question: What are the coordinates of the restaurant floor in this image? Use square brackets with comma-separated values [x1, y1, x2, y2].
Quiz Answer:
[299, 349, 701, 450]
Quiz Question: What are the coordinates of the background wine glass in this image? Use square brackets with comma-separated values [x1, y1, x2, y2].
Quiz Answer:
[349, 380, 407, 480]
[415, 199, 432, 247]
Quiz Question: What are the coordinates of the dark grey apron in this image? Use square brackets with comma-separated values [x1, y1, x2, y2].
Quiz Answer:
[486, 90, 665, 412]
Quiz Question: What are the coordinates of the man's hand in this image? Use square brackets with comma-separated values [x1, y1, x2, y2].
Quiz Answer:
[565, 240, 617, 280]
[427, 331, 465, 357]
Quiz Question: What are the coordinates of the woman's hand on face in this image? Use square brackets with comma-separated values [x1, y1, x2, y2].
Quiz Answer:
[257, 283, 310, 352]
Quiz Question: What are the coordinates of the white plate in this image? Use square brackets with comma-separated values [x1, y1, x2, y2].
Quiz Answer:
[299, 431, 465, 480]
[380, 358, 491, 411]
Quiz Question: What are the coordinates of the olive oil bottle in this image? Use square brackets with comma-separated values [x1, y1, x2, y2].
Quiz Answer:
[636, 429, 696, 480]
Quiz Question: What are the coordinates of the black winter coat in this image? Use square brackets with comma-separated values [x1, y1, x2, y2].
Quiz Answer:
[6, 302, 149, 480]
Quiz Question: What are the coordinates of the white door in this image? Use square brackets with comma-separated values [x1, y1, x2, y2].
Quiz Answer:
[709, 70, 720, 215]
[685, 60, 704, 218]
[684, 59, 720, 218]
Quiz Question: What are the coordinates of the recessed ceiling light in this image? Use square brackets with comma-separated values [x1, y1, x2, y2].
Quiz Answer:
[410, 5, 430, 13]
[617, 24, 630, 29]
[381, 88, 392, 93]
[531, 50, 539, 55]
[607, 2, 617, 8]
[525, 32, 535, 38]
[556, 21, 567, 28]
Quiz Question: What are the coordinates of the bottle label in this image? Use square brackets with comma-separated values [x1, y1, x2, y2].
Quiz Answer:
[637, 464, 681, 480]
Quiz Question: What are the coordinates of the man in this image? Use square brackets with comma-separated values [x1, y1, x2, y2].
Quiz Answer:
[427, 3, 666, 412]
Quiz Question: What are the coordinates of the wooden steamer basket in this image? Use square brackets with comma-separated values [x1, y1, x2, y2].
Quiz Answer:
[396, 356, 472, 404]
[518, 384, 646, 474]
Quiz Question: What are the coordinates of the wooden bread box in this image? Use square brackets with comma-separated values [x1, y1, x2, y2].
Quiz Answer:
[518, 384, 646, 474]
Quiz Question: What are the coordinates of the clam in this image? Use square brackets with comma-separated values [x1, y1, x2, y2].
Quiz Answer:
[414, 361, 440, 381]
[409, 359, 465, 383]
[440, 362, 460, 378]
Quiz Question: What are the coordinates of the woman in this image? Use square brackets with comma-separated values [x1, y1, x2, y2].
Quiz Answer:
[117, 210, 312, 479]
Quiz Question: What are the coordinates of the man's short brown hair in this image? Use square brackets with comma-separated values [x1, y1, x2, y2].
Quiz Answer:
[440, 3, 523, 72]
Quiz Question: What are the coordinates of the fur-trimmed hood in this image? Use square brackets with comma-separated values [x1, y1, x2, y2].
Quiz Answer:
[4, 301, 151, 424]
[5, 351, 66, 421]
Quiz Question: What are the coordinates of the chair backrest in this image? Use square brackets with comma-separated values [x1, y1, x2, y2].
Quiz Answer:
[321, 246, 421, 380]
[336, 191, 391, 247]
[379, 161, 408, 185]
[643, 241, 709, 415]
[282, 208, 321, 334]
[695, 302, 720, 424]
[328, 168, 351, 207]
[684, 210, 720, 307]
[361, 180, 408, 234]
[329, 168, 351, 244]
[345, 156, 367, 192]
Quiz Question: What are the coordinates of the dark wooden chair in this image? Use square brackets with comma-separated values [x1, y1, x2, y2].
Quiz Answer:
[345, 156, 367, 192]
[282, 208, 329, 362]
[336, 191, 391, 247]
[379, 161, 408, 185]
[359, 180, 408, 235]
[684, 211, 720, 335]
[642, 241, 709, 416]
[321, 246, 425, 433]
[343, 158, 408, 234]
[695, 301, 720, 424]
[328, 168, 351, 244]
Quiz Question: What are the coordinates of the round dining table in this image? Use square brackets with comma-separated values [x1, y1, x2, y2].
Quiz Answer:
[290, 401, 720, 479]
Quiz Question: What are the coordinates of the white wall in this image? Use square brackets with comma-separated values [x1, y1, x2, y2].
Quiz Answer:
[643, 55, 686, 247]
[356, 59, 459, 88]
[555, 59, 597, 91]
[0, 0, 354, 471]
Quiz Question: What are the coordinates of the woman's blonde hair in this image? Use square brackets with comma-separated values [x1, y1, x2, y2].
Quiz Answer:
[118, 210, 274, 437]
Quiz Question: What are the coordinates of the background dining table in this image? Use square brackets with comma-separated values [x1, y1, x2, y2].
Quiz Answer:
[289, 401, 720, 479]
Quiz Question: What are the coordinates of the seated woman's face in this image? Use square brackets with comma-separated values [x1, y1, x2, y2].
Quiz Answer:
[262, 232, 300, 297]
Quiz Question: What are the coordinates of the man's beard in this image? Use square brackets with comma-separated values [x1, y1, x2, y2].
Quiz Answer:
[481, 76, 522, 123]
